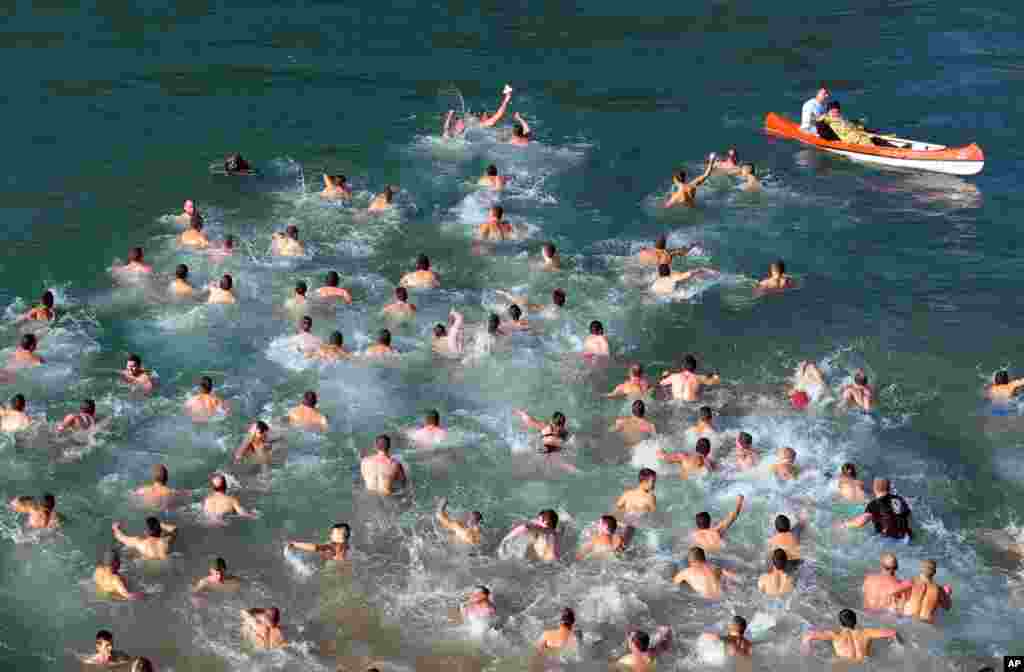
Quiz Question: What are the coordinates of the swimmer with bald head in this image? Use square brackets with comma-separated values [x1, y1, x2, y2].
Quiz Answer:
[400, 254, 441, 288]
[287, 523, 351, 561]
[436, 497, 483, 545]
[203, 473, 255, 521]
[94, 549, 143, 600]
[317, 271, 353, 303]
[288, 390, 328, 430]
[184, 376, 228, 421]
[111, 516, 177, 560]
[9, 493, 60, 529]
[271, 224, 304, 256]
[361, 435, 406, 494]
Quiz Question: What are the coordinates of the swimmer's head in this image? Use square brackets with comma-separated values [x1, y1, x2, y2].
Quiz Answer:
[487, 313, 500, 335]
[131, 658, 154, 672]
[330, 523, 351, 543]
[695, 437, 711, 456]
[508, 304, 522, 321]
[638, 468, 657, 488]
[219, 274, 233, 291]
[471, 585, 491, 601]
[152, 464, 168, 485]
[210, 473, 227, 493]
[199, 376, 213, 393]
[816, 85, 830, 102]
[267, 607, 281, 625]
[655, 234, 668, 250]
[286, 224, 299, 240]
[740, 163, 755, 176]
[779, 446, 796, 463]
[325, 271, 340, 287]
[872, 478, 891, 496]
[41, 290, 54, 308]
[20, 333, 37, 352]
[560, 607, 575, 628]
[880, 553, 898, 574]
[699, 406, 713, 422]
[995, 370, 1010, 385]
[726, 148, 738, 161]
[775, 515, 791, 533]
[682, 354, 697, 372]
[630, 363, 643, 378]
[854, 370, 868, 386]
[426, 409, 440, 426]
[377, 328, 392, 346]
[211, 557, 227, 579]
[329, 331, 343, 347]
[537, 509, 559, 529]
[145, 516, 162, 537]
[490, 205, 504, 220]
[657, 264, 671, 277]
[771, 548, 788, 570]
[552, 289, 566, 307]
[589, 320, 604, 336]
[838, 608, 856, 629]
[384, 186, 395, 202]
[295, 281, 308, 297]
[513, 123, 526, 137]
[127, 354, 142, 372]
[183, 199, 195, 215]
[542, 242, 556, 259]
[468, 511, 483, 527]
[41, 493, 55, 511]
[599, 514, 617, 535]
[96, 630, 114, 653]
[486, 164, 498, 177]
[189, 213, 203, 231]
[302, 390, 318, 408]
[770, 259, 785, 276]
[103, 549, 120, 571]
[631, 399, 645, 418]
[375, 434, 391, 454]
[826, 100, 842, 117]
[175, 264, 189, 280]
[841, 462, 857, 478]
[921, 559, 937, 578]
[335, 175, 347, 186]
[224, 235, 234, 250]
[129, 247, 144, 263]
[629, 630, 650, 652]
[551, 411, 567, 427]
[695, 511, 712, 529]
[416, 254, 430, 271]
[81, 399, 96, 416]
[255, 421, 269, 435]
[433, 324, 446, 338]
[299, 315, 313, 332]
[688, 546, 706, 564]
[737, 431, 753, 448]
[395, 286, 409, 302]
[673, 169, 686, 184]
[729, 615, 747, 636]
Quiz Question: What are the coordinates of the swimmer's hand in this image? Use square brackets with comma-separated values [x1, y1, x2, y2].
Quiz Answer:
[503, 84, 513, 96]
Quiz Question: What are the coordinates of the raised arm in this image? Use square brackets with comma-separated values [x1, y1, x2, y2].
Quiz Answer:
[448, 310, 465, 355]
[514, 409, 546, 430]
[656, 448, 686, 463]
[480, 90, 512, 127]
[715, 495, 745, 534]
[112, 523, 143, 552]
[605, 383, 626, 399]
[443, 110, 455, 137]
[513, 112, 531, 136]
[689, 155, 717, 188]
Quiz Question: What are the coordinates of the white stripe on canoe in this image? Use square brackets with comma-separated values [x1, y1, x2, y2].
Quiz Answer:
[821, 147, 983, 176]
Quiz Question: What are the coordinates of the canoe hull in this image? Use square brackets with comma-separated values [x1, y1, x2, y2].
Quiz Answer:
[764, 113, 984, 176]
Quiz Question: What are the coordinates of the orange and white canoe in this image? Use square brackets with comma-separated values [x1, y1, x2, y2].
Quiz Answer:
[764, 113, 984, 176]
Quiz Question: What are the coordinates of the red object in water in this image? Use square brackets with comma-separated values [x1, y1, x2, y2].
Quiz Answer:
[790, 390, 810, 410]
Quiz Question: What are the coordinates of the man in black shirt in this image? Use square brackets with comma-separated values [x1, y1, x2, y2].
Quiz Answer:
[843, 478, 912, 541]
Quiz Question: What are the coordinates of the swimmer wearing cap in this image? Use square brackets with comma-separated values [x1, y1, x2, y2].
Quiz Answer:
[672, 546, 737, 599]
[699, 615, 752, 657]
[435, 497, 482, 546]
[8, 333, 45, 368]
[583, 320, 610, 357]
[316, 271, 353, 303]
[1, 393, 33, 431]
[536, 607, 578, 653]
[615, 469, 658, 514]
[192, 556, 241, 594]
[801, 609, 899, 662]
[94, 550, 142, 600]
[367, 185, 396, 212]
[360, 435, 407, 495]
[382, 286, 417, 320]
[659, 354, 719, 402]
[15, 290, 56, 323]
[758, 549, 795, 596]
[287, 523, 351, 561]
[287, 390, 328, 431]
[179, 213, 209, 248]
[576, 514, 630, 560]
[184, 376, 229, 421]
[664, 154, 716, 208]
[611, 399, 656, 445]
[606, 364, 652, 399]
[657, 436, 716, 479]
[111, 516, 177, 560]
[757, 259, 794, 290]
[203, 473, 255, 521]
[122, 354, 155, 392]
[690, 495, 745, 552]
[271, 224, 304, 257]
[241, 607, 286, 649]
[169, 263, 194, 297]
[399, 254, 441, 289]
[9, 492, 60, 529]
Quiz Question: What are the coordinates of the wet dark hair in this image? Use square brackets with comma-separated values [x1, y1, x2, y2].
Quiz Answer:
[433, 324, 447, 338]
[695, 511, 711, 529]
[658, 264, 671, 277]
[41, 493, 55, 511]
[699, 406, 712, 421]
[838, 608, 856, 628]
[732, 615, 747, 633]
[426, 409, 440, 426]
[96, 630, 114, 644]
[268, 607, 281, 625]
[508, 304, 522, 321]
[375, 434, 391, 452]
[295, 281, 308, 296]
[513, 123, 525, 137]
[600, 514, 618, 534]
[255, 421, 270, 434]
[41, 290, 54, 308]
[631, 399, 645, 417]
[383, 185, 395, 202]
[695, 437, 711, 456]
[630, 630, 650, 651]
[772, 259, 786, 274]
[854, 371, 868, 386]
[639, 467, 656, 483]
[331, 522, 351, 536]
[775, 514, 791, 533]
[487, 313, 500, 335]
[286, 224, 299, 239]
[395, 286, 408, 302]
[303, 390, 318, 407]
[655, 234, 668, 250]
[826, 100, 841, 112]
[542, 242, 556, 257]
[11, 394, 26, 411]
[145, 516, 162, 537]
[551, 411, 567, 427]
[688, 546, 706, 563]
[538, 509, 559, 529]
[213, 557, 227, 572]
[841, 462, 857, 478]
[560, 607, 575, 627]
[771, 548, 788, 570]
[378, 329, 392, 346]
[329, 331, 343, 347]
[674, 169, 687, 183]
[995, 370, 1010, 385]
[552, 289, 566, 306]
[219, 274, 233, 291]
[738, 431, 753, 447]
[682, 354, 697, 372]
[175, 264, 189, 280]
[630, 363, 643, 377]
[128, 354, 142, 367]
[300, 315, 313, 331]
[469, 511, 483, 525]
[20, 333, 37, 352]
[492, 205, 504, 219]
[189, 213, 203, 230]
[325, 271, 340, 287]
[103, 549, 120, 568]
[152, 464, 168, 484]
[199, 376, 213, 393]
[416, 254, 430, 271]
[589, 320, 603, 335]
[81, 399, 96, 415]
[486, 164, 498, 177]
[210, 474, 227, 493]
[224, 235, 235, 249]
[129, 247, 144, 262]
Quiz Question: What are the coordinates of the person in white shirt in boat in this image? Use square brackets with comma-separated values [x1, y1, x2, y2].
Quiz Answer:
[800, 86, 830, 133]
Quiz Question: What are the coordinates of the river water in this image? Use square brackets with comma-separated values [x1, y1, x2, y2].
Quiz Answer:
[1, 1, 1022, 670]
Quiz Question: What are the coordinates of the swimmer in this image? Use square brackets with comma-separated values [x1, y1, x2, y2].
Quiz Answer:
[209, 235, 235, 258]
[509, 112, 532, 145]
[179, 213, 209, 248]
[9, 493, 60, 529]
[616, 628, 673, 670]
[687, 405, 716, 435]
[673, 547, 737, 599]
[841, 369, 874, 411]
[55, 398, 98, 433]
[360, 434, 407, 495]
[364, 329, 398, 357]
[192, 556, 241, 593]
[234, 421, 277, 462]
[843, 478, 912, 541]
[184, 376, 229, 420]
[836, 462, 867, 502]
[766, 512, 808, 562]
[287, 523, 351, 561]
[15, 290, 55, 323]
[271, 224, 305, 257]
[478, 164, 508, 190]
[176, 198, 197, 223]
[861, 553, 914, 612]
[615, 468, 658, 514]
[690, 495, 745, 551]
[770, 447, 799, 481]
[113, 247, 153, 275]
[408, 409, 447, 446]
[503, 509, 560, 562]
[223, 152, 252, 174]
[497, 288, 567, 318]
[203, 473, 255, 520]
[316, 271, 353, 303]
[444, 84, 513, 137]
[657, 436, 716, 478]
[576, 514, 629, 559]
[0, 394, 32, 431]
[801, 609, 899, 662]
[758, 549, 795, 596]
[79, 630, 132, 666]
[320, 174, 352, 199]
[287, 390, 328, 431]
[664, 154, 716, 208]
[132, 464, 185, 506]
[659, 354, 720, 401]
[730, 432, 757, 469]
[513, 409, 569, 452]
[789, 360, 832, 403]
[8, 333, 45, 368]
[382, 286, 417, 320]
[122, 354, 155, 392]
[169, 264, 194, 297]
[308, 331, 351, 362]
[399, 254, 441, 289]
[606, 364, 651, 399]
[757, 259, 794, 290]
[94, 550, 143, 600]
[536, 607, 578, 653]
[986, 370, 1024, 401]
[635, 234, 699, 266]
[206, 274, 236, 304]
[716, 148, 741, 174]
[478, 205, 513, 241]
[367, 185, 396, 212]
[650, 263, 716, 295]
[699, 615, 752, 657]
[435, 497, 482, 545]
[285, 281, 308, 311]
[740, 164, 761, 191]
[111, 516, 177, 560]
[461, 585, 498, 623]
[902, 559, 953, 623]
[293, 315, 323, 353]
[241, 607, 286, 649]
[583, 320, 610, 357]
[611, 399, 656, 443]
[503, 304, 531, 332]
[539, 242, 561, 270]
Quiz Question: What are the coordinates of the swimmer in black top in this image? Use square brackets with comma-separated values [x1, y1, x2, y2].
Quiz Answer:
[842, 478, 912, 541]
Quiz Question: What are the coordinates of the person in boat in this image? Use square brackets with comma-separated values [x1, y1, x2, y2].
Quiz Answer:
[817, 101, 898, 147]
[800, 86, 830, 133]
[224, 153, 252, 174]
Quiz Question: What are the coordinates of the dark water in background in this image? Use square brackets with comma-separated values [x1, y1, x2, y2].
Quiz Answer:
[1, 1, 1023, 670]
